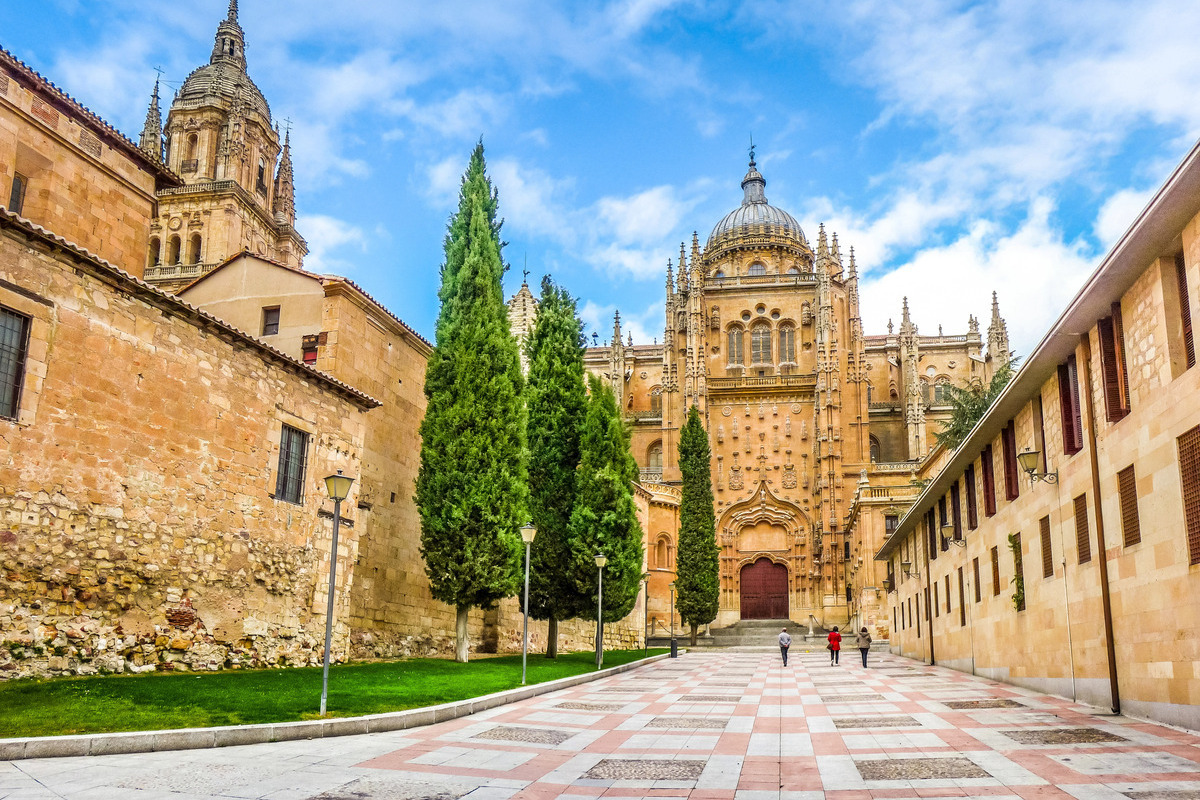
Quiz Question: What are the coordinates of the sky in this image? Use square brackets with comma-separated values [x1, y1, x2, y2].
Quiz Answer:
[9, 0, 1200, 355]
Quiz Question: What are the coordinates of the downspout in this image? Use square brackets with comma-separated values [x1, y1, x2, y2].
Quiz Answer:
[923, 523, 935, 665]
[1052, 477, 1078, 702]
[1078, 333, 1121, 714]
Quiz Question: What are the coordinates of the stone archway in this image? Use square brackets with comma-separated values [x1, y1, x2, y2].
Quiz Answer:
[740, 558, 789, 619]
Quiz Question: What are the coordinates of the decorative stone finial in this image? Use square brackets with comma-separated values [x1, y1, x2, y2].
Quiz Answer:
[138, 78, 163, 162]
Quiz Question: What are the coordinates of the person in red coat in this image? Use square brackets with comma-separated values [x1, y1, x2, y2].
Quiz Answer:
[827, 626, 842, 665]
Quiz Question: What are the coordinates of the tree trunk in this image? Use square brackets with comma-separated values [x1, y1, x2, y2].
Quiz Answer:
[455, 605, 470, 663]
[689, 623, 698, 646]
[546, 617, 559, 658]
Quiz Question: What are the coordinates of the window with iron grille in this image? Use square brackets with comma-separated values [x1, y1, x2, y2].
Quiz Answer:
[1117, 465, 1140, 547]
[1012, 532, 1025, 612]
[275, 424, 309, 504]
[779, 325, 796, 363]
[991, 546, 1000, 596]
[262, 306, 281, 337]
[1040, 515, 1053, 578]
[982, 444, 997, 516]
[1179, 424, 1200, 565]
[1059, 355, 1084, 454]
[965, 464, 978, 529]
[1074, 493, 1091, 564]
[727, 327, 744, 366]
[1098, 303, 1130, 422]
[750, 324, 771, 364]
[1001, 420, 1019, 501]
[1176, 252, 1194, 369]
[0, 306, 31, 420]
[973, 556, 981, 602]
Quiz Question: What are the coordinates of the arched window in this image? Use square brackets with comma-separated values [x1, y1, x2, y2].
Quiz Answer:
[727, 327, 744, 366]
[647, 441, 663, 473]
[751, 324, 772, 364]
[148, 236, 161, 268]
[870, 435, 881, 463]
[934, 378, 950, 403]
[786, 266, 800, 275]
[779, 324, 796, 363]
[655, 535, 673, 569]
[256, 157, 267, 190]
[748, 262, 766, 276]
[187, 233, 202, 264]
[713, 270, 725, 280]
[649, 387, 662, 414]
[920, 379, 931, 405]
[186, 134, 198, 160]
[167, 235, 181, 265]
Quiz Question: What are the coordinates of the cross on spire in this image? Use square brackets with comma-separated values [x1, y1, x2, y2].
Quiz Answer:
[748, 133, 756, 166]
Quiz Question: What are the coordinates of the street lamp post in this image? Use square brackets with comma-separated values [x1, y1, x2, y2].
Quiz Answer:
[520, 523, 537, 686]
[669, 581, 677, 658]
[594, 553, 607, 669]
[320, 469, 354, 717]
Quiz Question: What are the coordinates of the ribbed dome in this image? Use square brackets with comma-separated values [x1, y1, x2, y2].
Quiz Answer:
[177, 63, 271, 121]
[707, 158, 805, 251]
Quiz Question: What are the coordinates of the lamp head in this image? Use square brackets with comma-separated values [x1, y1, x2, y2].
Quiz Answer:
[594, 553, 608, 568]
[1017, 448, 1040, 475]
[520, 523, 537, 544]
[323, 469, 354, 502]
[901, 560, 912, 574]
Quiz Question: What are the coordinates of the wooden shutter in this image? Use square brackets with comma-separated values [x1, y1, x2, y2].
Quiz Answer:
[982, 445, 997, 516]
[1040, 515, 1053, 578]
[933, 581, 939, 617]
[927, 508, 938, 561]
[951, 481, 962, 539]
[1059, 356, 1083, 454]
[1098, 305, 1130, 422]
[958, 568, 966, 626]
[1012, 532, 1025, 611]
[944, 574, 951, 613]
[1074, 493, 1091, 564]
[966, 464, 978, 529]
[991, 546, 1000, 596]
[1177, 252, 1195, 369]
[1002, 421, 1019, 501]
[1117, 465, 1140, 547]
[973, 557, 981, 602]
[1179, 425, 1200, 565]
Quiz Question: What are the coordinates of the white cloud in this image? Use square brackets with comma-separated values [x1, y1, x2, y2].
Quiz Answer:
[296, 214, 368, 275]
[490, 158, 578, 243]
[1094, 187, 1156, 250]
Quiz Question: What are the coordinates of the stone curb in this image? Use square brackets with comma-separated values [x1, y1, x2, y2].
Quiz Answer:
[0, 652, 674, 761]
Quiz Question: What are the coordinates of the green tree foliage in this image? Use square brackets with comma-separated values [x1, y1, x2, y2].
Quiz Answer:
[675, 405, 719, 645]
[524, 276, 588, 657]
[932, 359, 1019, 451]
[416, 143, 527, 662]
[568, 375, 644, 627]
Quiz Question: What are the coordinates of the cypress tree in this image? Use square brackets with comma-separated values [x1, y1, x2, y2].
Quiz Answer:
[524, 276, 587, 658]
[676, 404, 719, 645]
[568, 375, 644, 634]
[416, 143, 527, 663]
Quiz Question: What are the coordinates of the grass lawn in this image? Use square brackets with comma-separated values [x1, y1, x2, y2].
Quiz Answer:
[0, 648, 667, 738]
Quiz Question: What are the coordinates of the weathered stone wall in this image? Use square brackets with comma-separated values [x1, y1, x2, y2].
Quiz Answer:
[0, 221, 372, 679]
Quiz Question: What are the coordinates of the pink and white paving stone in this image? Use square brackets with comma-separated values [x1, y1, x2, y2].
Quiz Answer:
[2, 649, 1199, 799]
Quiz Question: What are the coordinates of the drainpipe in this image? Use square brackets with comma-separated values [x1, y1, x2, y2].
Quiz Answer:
[923, 524, 935, 666]
[1078, 333, 1120, 714]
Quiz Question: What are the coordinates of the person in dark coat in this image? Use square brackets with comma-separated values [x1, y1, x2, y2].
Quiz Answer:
[855, 627, 872, 667]
[827, 626, 841, 665]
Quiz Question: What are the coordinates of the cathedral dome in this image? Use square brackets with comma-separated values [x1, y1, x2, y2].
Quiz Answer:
[706, 156, 806, 254]
[176, 63, 271, 122]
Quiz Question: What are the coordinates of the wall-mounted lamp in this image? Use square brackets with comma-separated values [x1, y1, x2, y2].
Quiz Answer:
[1017, 448, 1058, 484]
[881, 577, 894, 593]
[901, 560, 920, 578]
[940, 522, 966, 548]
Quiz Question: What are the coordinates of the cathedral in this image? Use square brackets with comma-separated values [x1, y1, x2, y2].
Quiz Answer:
[514, 154, 1010, 632]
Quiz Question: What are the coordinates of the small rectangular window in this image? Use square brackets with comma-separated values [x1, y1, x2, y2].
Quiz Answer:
[958, 567, 966, 626]
[1098, 303, 1131, 422]
[973, 556, 981, 603]
[1179, 424, 1200, 565]
[1012, 532, 1025, 612]
[302, 346, 318, 365]
[933, 581, 939, 617]
[1001, 420, 1019, 501]
[0, 306, 31, 420]
[991, 546, 1000, 597]
[275, 424, 309, 504]
[965, 464, 978, 529]
[917, 592, 923, 637]
[262, 306, 281, 336]
[1117, 465, 1140, 547]
[1074, 493, 1091, 564]
[1177, 252, 1195, 369]
[927, 508, 938, 561]
[950, 481, 962, 540]
[8, 173, 27, 216]
[982, 445, 997, 516]
[1040, 515, 1053, 578]
[944, 574, 951, 613]
[1059, 355, 1084, 455]
[907, 598, 912, 634]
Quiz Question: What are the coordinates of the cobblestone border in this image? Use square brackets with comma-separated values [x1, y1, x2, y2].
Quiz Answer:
[0, 652, 673, 761]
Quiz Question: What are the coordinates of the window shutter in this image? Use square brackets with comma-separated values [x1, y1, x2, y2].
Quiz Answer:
[951, 481, 962, 539]
[1002, 421, 1019, 501]
[1074, 493, 1091, 564]
[1040, 515, 1053, 578]
[973, 557, 981, 603]
[982, 445, 997, 516]
[1012, 532, 1025, 611]
[1099, 307, 1130, 422]
[965, 464, 978, 529]
[990, 546, 1000, 596]
[1059, 357, 1084, 454]
[1177, 252, 1195, 369]
[1117, 465, 1140, 547]
[1179, 425, 1200, 565]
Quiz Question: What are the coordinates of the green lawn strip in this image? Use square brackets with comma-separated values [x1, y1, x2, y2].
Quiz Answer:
[0, 649, 667, 738]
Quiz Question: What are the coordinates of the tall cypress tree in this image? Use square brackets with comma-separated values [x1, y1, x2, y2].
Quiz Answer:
[676, 404, 719, 645]
[524, 276, 587, 658]
[568, 375, 644, 631]
[416, 143, 527, 663]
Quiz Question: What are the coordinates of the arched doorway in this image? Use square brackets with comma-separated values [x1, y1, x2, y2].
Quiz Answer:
[740, 558, 789, 619]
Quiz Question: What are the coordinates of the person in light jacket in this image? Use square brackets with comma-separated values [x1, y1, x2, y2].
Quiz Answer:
[827, 626, 841, 665]
[855, 627, 872, 667]
[778, 627, 792, 666]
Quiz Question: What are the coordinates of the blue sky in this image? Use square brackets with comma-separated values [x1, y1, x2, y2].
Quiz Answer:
[9, 0, 1200, 354]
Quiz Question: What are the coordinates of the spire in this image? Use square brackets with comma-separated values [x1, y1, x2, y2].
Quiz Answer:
[899, 296, 916, 336]
[273, 130, 296, 226]
[690, 231, 701, 269]
[987, 291, 1011, 367]
[830, 232, 843, 275]
[210, 0, 247, 70]
[627, 331, 633, 346]
[138, 78, 163, 162]
[740, 150, 767, 205]
[847, 246, 858, 279]
[677, 242, 688, 293]
[666, 258, 674, 295]
[613, 310, 622, 343]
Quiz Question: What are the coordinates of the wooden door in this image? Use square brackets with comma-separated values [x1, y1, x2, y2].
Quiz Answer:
[740, 558, 789, 619]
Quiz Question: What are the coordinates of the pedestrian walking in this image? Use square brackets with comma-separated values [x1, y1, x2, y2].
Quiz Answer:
[855, 627, 872, 667]
[827, 626, 841, 665]
[778, 627, 791, 666]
